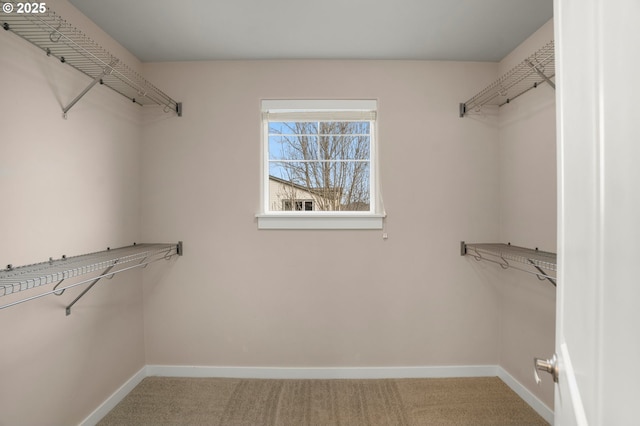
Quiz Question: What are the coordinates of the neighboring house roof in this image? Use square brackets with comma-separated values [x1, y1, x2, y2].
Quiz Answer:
[269, 175, 342, 199]
[269, 175, 313, 193]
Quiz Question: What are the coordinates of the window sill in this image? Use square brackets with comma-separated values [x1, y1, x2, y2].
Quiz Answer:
[256, 213, 385, 230]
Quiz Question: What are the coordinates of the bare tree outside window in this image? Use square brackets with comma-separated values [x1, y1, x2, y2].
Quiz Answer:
[268, 121, 371, 211]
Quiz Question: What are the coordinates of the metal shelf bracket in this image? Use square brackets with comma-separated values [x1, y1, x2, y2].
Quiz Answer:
[62, 60, 117, 118]
[65, 263, 116, 315]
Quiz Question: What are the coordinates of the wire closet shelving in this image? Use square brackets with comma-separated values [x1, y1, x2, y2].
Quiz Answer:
[460, 241, 556, 287]
[0, 242, 183, 314]
[459, 40, 555, 117]
[1, 0, 182, 118]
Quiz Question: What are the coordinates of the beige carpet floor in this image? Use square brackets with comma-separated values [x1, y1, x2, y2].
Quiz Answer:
[98, 376, 549, 425]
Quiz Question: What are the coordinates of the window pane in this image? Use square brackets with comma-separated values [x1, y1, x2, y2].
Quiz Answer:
[269, 161, 311, 185]
[319, 135, 370, 160]
[339, 162, 370, 211]
[319, 121, 370, 134]
[269, 122, 318, 135]
[269, 135, 318, 160]
[268, 161, 370, 212]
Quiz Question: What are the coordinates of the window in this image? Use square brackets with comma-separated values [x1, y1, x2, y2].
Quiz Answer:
[258, 100, 385, 229]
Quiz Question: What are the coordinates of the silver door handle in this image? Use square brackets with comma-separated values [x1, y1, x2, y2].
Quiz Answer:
[534, 353, 558, 384]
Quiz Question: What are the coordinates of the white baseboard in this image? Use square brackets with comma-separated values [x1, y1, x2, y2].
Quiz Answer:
[80, 366, 147, 426]
[84, 364, 553, 425]
[497, 366, 554, 424]
[146, 364, 499, 379]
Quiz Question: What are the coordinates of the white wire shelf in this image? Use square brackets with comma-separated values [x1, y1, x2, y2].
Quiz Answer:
[1, 1, 182, 117]
[459, 40, 555, 117]
[461, 241, 556, 287]
[0, 242, 182, 313]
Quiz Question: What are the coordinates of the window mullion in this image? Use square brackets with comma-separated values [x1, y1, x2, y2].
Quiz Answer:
[316, 121, 321, 162]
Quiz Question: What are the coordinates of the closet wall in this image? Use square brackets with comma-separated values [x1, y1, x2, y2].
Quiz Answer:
[496, 20, 556, 407]
[139, 17, 556, 410]
[0, 1, 147, 424]
[139, 60, 502, 369]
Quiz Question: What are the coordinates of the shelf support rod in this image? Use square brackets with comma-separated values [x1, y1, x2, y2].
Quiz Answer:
[525, 59, 555, 90]
[528, 259, 557, 287]
[65, 262, 117, 316]
[62, 60, 117, 118]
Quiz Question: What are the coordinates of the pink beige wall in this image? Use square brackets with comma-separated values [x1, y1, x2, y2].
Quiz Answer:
[139, 60, 503, 368]
[0, 1, 147, 424]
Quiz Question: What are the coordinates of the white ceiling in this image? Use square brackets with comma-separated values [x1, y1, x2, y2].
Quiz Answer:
[68, 0, 553, 63]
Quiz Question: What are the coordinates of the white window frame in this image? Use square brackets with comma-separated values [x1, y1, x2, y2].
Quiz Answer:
[257, 99, 385, 230]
